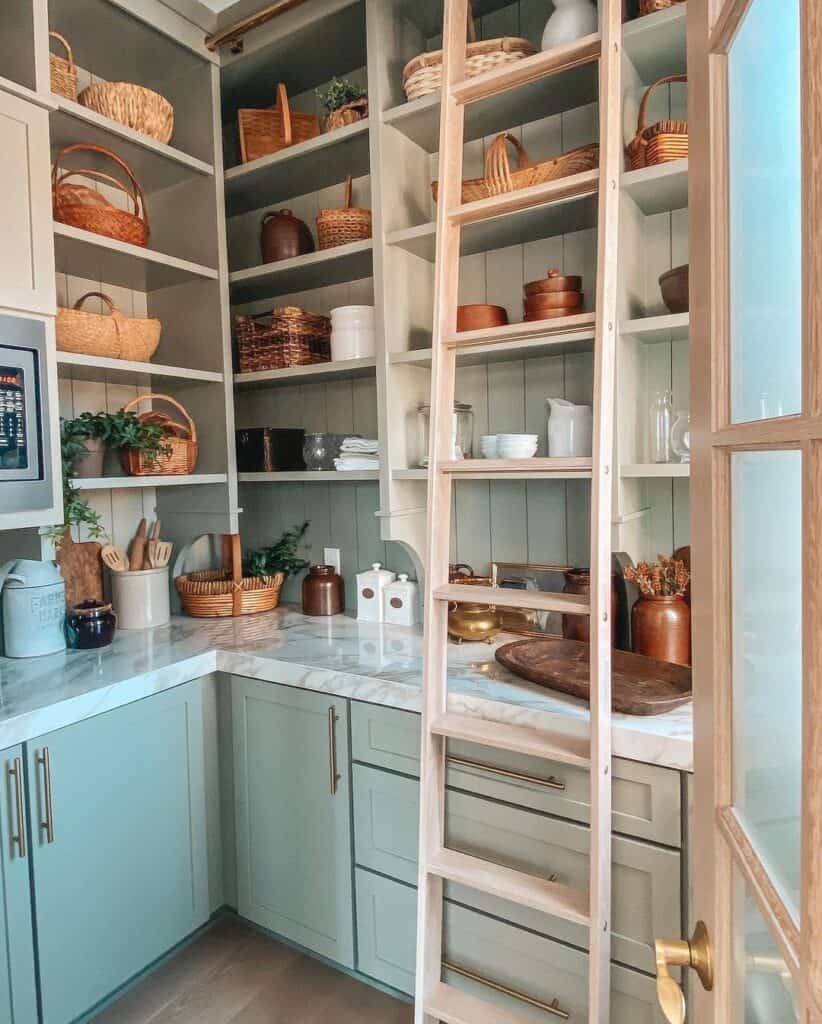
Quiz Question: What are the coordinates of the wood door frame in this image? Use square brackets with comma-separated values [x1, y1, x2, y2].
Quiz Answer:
[689, 0, 822, 1019]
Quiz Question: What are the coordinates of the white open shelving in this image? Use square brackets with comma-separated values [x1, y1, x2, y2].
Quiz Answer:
[71, 473, 229, 491]
[621, 463, 690, 479]
[621, 158, 688, 215]
[238, 471, 379, 483]
[56, 352, 225, 387]
[229, 239, 374, 303]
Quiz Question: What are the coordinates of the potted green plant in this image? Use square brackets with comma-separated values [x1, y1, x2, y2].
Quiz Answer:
[244, 521, 311, 579]
[316, 77, 368, 131]
[61, 412, 109, 479]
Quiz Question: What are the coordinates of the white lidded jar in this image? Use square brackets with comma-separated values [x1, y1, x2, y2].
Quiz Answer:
[356, 562, 396, 622]
[541, 0, 598, 51]
[382, 574, 419, 627]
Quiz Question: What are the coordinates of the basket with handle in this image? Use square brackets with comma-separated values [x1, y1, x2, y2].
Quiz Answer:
[52, 143, 150, 246]
[79, 82, 174, 144]
[49, 31, 78, 101]
[234, 307, 331, 372]
[639, 0, 685, 14]
[626, 75, 688, 170]
[238, 82, 320, 164]
[56, 291, 161, 362]
[119, 393, 198, 476]
[316, 175, 372, 250]
[326, 97, 369, 132]
[174, 534, 284, 618]
[432, 133, 599, 204]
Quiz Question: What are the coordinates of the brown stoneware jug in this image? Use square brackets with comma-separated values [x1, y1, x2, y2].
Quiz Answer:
[631, 594, 691, 666]
[302, 564, 344, 616]
[261, 209, 315, 264]
[562, 568, 617, 644]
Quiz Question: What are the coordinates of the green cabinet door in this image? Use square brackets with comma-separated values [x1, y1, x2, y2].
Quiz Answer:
[29, 681, 209, 1024]
[232, 677, 354, 967]
[0, 745, 37, 1023]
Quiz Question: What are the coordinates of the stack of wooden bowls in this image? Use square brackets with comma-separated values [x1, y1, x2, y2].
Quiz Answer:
[523, 268, 582, 322]
[457, 303, 509, 333]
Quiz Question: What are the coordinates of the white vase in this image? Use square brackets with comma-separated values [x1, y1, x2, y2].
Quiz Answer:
[541, 0, 598, 51]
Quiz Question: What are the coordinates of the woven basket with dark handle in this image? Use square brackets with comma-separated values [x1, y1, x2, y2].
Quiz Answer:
[626, 74, 688, 170]
[174, 534, 284, 618]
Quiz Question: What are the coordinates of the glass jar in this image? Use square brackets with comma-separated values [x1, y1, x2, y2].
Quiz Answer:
[418, 402, 474, 467]
[649, 390, 673, 463]
[303, 432, 331, 471]
[670, 411, 691, 463]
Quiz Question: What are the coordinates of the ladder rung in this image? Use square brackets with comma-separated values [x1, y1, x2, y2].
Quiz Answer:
[433, 583, 589, 615]
[425, 982, 536, 1024]
[430, 712, 590, 768]
[438, 457, 592, 480]
[452, 32, 602, 106]
[449, 169, 599, 228]
[427, 848, 590, 926]
[445, 310, 597, 348]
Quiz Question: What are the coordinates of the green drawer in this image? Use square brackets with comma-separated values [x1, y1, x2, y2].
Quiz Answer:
[351, 701, 682, 847]
[352, 762, 680, 976]
[355, 869, 665, 1022]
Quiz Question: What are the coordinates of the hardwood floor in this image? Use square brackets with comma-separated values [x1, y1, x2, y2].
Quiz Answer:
[93, 917, 414, 1024]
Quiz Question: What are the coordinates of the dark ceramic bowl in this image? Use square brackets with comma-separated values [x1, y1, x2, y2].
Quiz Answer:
[659, 264, 689, 314]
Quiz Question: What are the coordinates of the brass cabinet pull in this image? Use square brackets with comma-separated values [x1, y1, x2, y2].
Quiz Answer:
[37, 748, 55, 844]
[328, 707, 341, 795]
[446, 754, 566, 792]
[442, 961, 569, 1020]
[7, 757, 26, 858]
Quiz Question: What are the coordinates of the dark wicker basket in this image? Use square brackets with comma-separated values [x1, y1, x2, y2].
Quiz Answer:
[235, 307, 331, 373]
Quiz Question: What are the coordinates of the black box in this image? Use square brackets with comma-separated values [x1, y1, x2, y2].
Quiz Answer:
[235, 428, 305, 472]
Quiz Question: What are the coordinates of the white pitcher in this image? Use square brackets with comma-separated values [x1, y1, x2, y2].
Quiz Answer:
[541, 0, 598, 51]
[546, 398, 593, 457]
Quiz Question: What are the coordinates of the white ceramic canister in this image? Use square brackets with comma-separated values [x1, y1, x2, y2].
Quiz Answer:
[110, 566, 170, 630]
[331, 305, 375, 324]
[541, 0, 598, 51]
[382, 574, 419, 627]
[330, 326, 376, 361]
[0, 559, 66, 657]
[356, 562, 396, 622]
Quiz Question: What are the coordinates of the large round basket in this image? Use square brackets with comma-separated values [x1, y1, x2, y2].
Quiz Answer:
[174, 535, 284, 618]
[316, 176, 371, 250]
[79, 82, 174, 144]
[119, 393, 198, 477]
[56, 291, 161, 362]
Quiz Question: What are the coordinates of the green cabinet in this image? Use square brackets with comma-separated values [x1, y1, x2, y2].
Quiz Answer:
[232, 677, 355, 967]
[29, 681, 210, 1024]
[0, 745, 37, 1024]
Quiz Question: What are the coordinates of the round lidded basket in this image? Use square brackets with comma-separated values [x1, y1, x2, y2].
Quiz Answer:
[175, 534, 284, 618]
[56, 291, 161, 362]
[316, 176, 371, 250]
[79, 82, 174, 145]
[49, 31, 78, 101]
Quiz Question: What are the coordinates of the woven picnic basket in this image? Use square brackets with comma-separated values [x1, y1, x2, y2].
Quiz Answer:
[235, 307, 331, 372]
[639, 0, 685, 14]
[79, 82, 174, 144]
[56, 292, 161, 362]
[119, 393, 198, 477]
[49, 31, 77, 101]
[238, 82, 320, 164]
[175, 534, 284, 618]
[432, 133, 599, 203]
[626, 75, 688, 169]
[316, 176, 372, 250]
[52, 143, 149, 246]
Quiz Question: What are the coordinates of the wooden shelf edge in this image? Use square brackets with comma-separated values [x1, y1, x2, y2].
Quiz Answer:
[233, 357, 376, 387]
[229, 239, 374, 285]
[449, 168, 600, 227]
[446, 311, 597, 348]
[53, 222, 219, 280]
[224, 118, 370, 183]
[56, 352, 224, 383]
[72, 474, 228, 490]
[238, 470, 379, 482]
[620, 463, 690, 478]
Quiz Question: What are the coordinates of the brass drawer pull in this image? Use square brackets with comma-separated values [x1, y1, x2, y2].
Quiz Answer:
[443, 960, 570, 1020]
[7, 757, 26, 858]
[446, 754, 566, 792]
[37, 748, 55, 844]
[328, 707, 341, 795]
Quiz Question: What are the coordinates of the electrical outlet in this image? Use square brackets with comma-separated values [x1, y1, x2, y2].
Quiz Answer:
[324, 547, 341, 574]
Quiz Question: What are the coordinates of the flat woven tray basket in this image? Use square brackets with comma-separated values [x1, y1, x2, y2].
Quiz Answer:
[175, 534, 284, 618]
[626, 74, 688, 169]
[56, 291, 161, 362]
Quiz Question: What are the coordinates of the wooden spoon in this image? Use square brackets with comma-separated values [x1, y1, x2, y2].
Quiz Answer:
[129, 518, 148, 571]
[146, 540, 173, 569]
[101, 545, 129, 573]
[143, 520, 162, 568]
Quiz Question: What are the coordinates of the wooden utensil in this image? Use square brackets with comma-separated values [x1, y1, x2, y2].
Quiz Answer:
[101, 545, 130, 573]
[146, 540, 173, 569]
[143, 520, 162, 568]
[524, 290, 583, 312]
[524, 268, 582, 296]
[456, 303, 508, 332]
[130, 518, 148, 571]
[56, 533, 104, 608]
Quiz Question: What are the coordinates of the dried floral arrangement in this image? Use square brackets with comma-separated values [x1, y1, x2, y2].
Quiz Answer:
[623, 555, 690, 597]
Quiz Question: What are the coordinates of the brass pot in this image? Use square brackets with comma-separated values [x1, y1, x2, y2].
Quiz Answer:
[447, 574, 501, 643]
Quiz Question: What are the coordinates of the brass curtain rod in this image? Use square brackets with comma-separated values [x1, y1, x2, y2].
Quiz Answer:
[205, 0, 310, 52]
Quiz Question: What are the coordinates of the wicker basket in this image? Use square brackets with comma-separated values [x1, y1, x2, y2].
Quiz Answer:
[49, 31, 78, 101]
[626, 75, 688, 170]
[175, 534, 284, 618]
[235, 307, 331, 372]
[56, 292, 161, 362]
[79, 82, 174, 144]
[326, 97, 368, 132]
[639, 0, 685, 13]
[433, 133, 599, 203]
[119, 393, 198, 476]
[316, 176, 372, 250]
[238, 82, 320, 164]
[52, 143, 149, 246]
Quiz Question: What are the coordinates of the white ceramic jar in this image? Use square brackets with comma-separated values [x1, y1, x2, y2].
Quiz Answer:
[541, 0, 598, 51]
[331, 306, 376, 361]
[110, 566, 170, 630]
[356, 562, 396, 622]
[382, 574, 419, 626]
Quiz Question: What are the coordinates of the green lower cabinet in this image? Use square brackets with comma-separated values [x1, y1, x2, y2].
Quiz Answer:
[0, 745, 38, 1024]
[231, 677, 355, 967]
[29, 680, 210, 1024]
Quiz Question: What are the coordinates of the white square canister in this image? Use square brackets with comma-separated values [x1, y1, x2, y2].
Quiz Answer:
[382, 574, 419, 627]
[356, 563, 395, 622]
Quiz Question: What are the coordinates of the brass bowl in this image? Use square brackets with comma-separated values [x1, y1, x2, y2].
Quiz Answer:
[447, 576, 501, 643]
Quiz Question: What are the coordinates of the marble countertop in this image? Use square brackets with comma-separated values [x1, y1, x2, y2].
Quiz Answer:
[0, 608, 693, 771]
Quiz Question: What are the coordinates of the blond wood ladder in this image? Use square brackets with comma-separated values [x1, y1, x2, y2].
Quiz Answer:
[414, 1, 622, 1021]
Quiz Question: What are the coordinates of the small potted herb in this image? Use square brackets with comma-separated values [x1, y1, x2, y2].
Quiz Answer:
[62, 412, 109, 478]
[316, 77, 368, 132]
[244, 522, 311, 579]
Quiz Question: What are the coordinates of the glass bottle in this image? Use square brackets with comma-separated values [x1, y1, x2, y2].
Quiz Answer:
[303, 433, 330, 470]
[670, 411, 691, 463]
[649, 390, 674, 464]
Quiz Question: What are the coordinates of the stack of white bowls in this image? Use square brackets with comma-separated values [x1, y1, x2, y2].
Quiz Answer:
[330, 305, 376, 361]
[479, 435, 499, 459]
[497, 433, 539, 459]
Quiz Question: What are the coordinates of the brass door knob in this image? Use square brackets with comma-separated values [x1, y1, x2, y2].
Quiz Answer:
[655, 921, 714, 1024]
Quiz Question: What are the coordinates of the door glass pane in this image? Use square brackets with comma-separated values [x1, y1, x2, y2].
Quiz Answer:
[731, 451, 801, 917]
[736, 879, 798, 1023]
[728, 0, 801, 423]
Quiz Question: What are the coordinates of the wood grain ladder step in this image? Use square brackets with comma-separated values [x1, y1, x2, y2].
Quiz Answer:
[430, 712, 590, 767]
[425, 982, 537, 1024]
[437, 457, 593, 479]
[426, 848, 590, 926]
[432, 583, 589, 615]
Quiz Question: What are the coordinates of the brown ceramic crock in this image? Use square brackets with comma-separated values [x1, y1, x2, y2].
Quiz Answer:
[561, 569, 617, 644]
[302, 564, 344, 616]
[261, 209, 315, 264]
[631, 594, 691, 666]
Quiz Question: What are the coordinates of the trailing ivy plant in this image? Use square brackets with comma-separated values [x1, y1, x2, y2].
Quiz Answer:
[316, 76, 366, 113]
[244, 521, 311, 579]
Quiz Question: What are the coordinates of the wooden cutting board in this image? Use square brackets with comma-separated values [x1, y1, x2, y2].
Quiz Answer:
[495, 637, 692, 716]
[56, 533, 103, 609]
